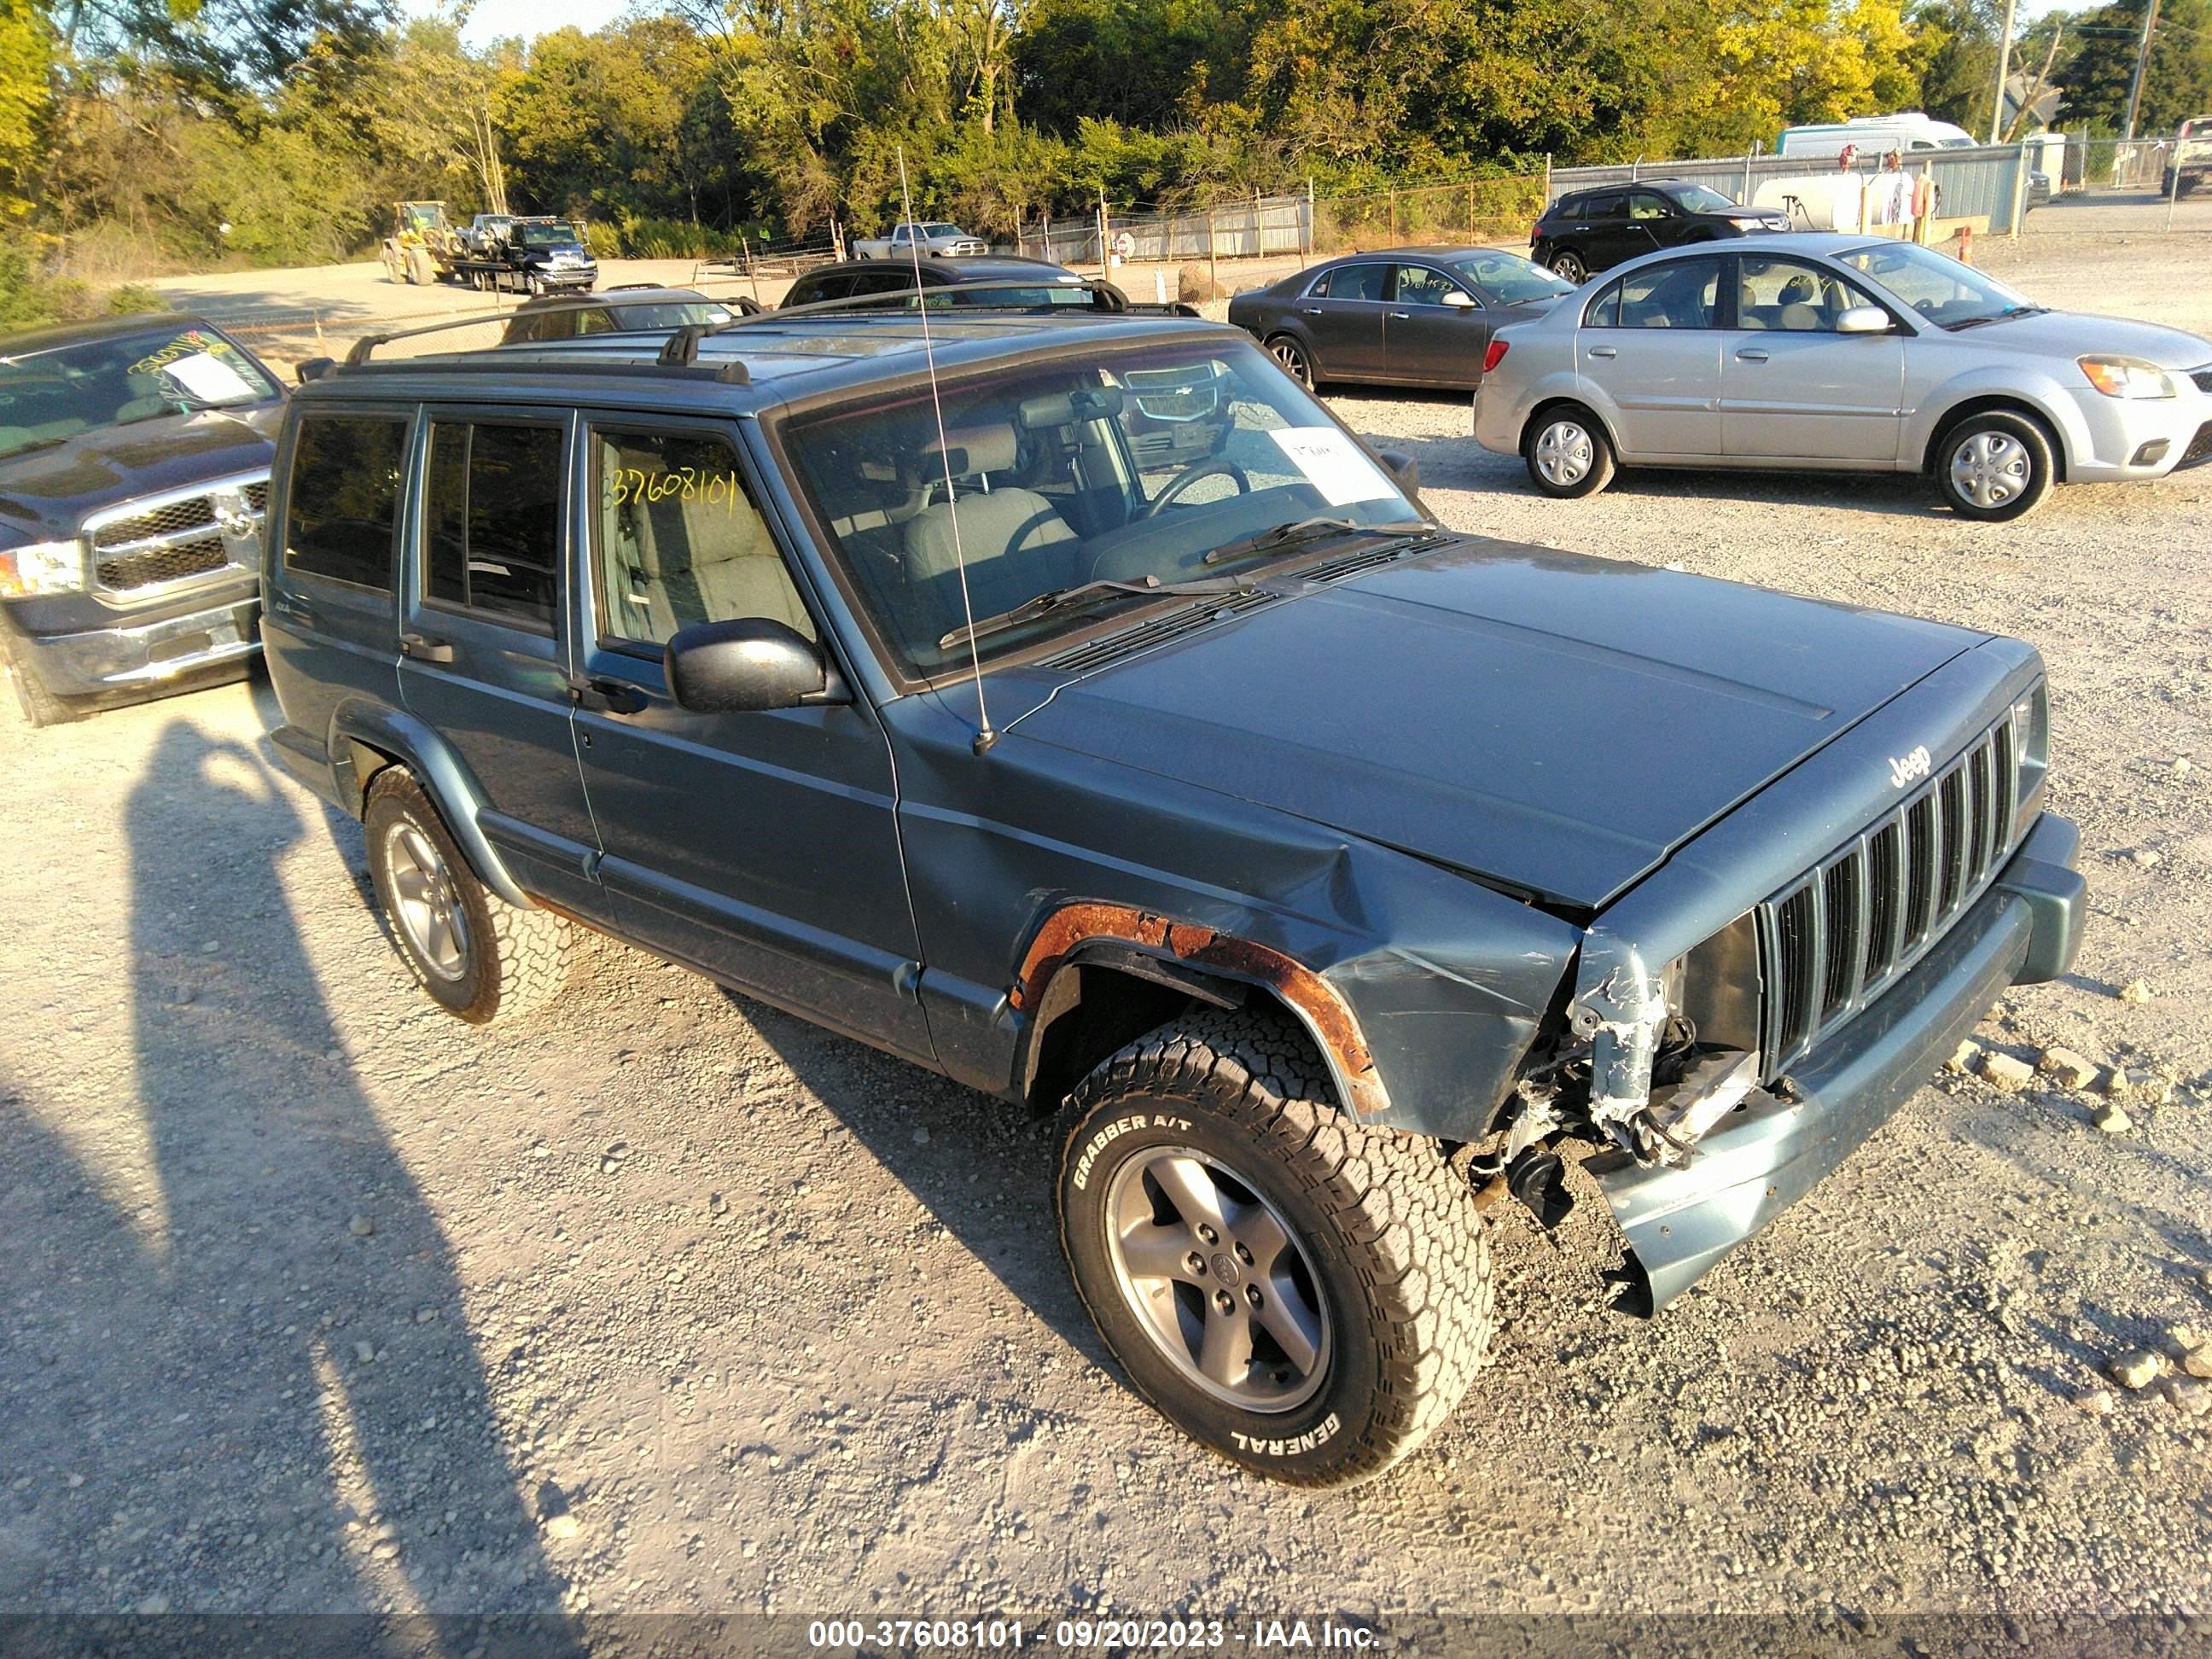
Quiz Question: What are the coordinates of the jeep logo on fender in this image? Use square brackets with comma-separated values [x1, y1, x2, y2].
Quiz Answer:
[1889, 745, 1933, 789]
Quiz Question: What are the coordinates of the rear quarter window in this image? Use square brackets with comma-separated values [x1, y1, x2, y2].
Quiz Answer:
[283, 414, 407, 591]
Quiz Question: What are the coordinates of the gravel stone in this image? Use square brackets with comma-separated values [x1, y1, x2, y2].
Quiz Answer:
[1946, 1039, 1981, 1074]
[2119, 980, 2154, 1004]
[347, 1214, 375, 1237]
[1978, 1051, 2034, 1092]
[2037, 1047, 2099, 1091]
[2093, 1103, 2133, 1134]
[2111, 1350, 2165, 1390]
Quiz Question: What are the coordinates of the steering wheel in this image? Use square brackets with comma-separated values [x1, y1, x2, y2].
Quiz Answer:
[1138, 457, 1251, 520]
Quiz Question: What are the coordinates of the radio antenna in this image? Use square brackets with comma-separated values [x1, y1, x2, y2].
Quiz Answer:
[898, 147, 997, 755]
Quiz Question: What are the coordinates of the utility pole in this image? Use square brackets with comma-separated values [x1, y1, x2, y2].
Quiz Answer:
[2124, 0, 2162, 142]
[1988, 0, 2017, 144]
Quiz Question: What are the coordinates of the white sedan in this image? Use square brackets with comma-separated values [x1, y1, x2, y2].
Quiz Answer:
[1471, 231, 2212, 521]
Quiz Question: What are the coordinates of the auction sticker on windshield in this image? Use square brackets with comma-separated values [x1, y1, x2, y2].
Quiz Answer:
[1268, 426, 1397, 507]
[160, 351, 257, 405]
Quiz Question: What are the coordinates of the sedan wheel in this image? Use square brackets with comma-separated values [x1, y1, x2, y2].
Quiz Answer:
[1523, 406, 1615, 498]
[1266, 335, 1314, 388]
[1548, 250, 1587, 284]
[1936, 412, 2054, 522]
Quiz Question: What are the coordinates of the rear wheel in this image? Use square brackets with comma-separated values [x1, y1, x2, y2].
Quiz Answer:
[1055, 1008, 1493, 1487]
[1265, 334, 1315, 389]
[363, 769, 573, 1024]
[1935, 411, 2054, 521]
[1547, 249, 1588, 283]
[1522, 404, 1615, 498]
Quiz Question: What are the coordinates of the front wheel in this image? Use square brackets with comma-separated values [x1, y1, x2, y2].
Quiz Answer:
[3, 638, 78, 729]
[363, 769, 573, 1023]
[1523, 405, 1616, 498]
[1936, 411, 2054, 521]
[1547, 249, 1587, 283]
[1055, 1010, 1494, 1487]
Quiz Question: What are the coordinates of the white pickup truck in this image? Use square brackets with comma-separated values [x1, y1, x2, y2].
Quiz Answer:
[2166, 116, 2212, 198]
[850, 221, 991, 259]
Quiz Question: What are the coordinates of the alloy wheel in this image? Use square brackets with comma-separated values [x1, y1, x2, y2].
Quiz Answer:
[1534, 420, 1595, 487]
[1948, 431, 2030, 511]
[383, 821, 470, 982]
[1268, 338, 1313, 387]
[1103, 1145, 1330, 1413]
[1551, 253, 1586, 283]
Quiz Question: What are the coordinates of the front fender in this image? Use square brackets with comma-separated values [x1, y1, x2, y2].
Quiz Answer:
[325, 697, 534, 909]
[1908, 367, 2087, 473]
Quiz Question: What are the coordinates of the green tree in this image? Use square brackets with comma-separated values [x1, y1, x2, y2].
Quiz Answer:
[2057, 0, 2212, 134]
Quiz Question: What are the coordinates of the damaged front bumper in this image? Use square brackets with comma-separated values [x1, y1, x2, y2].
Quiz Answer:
[1588, 811, 2083, 1315]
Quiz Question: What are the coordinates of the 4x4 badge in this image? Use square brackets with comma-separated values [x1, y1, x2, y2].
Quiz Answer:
[1889, 745, 1933, 789]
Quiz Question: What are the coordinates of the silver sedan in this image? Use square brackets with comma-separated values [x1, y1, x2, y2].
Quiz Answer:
[1471, 231, 2212, 521]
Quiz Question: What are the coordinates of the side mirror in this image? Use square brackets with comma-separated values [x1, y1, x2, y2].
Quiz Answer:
[1377, 449, 1420, 496]
[665, 617, 840, 713]
[1837, 306, 1890, 335]
[296, 358, 336, 384]
[1441, 290, 1479, 310]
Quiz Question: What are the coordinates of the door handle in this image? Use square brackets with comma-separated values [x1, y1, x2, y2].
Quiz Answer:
[1388, 311, 1410, 320]
[399, 631, 454, 663]
[1737, 349, 1772, 362]
[1301, 307, 1323, 316]
[570, 675, 649, 716]
[1588, 345, 1617, 358]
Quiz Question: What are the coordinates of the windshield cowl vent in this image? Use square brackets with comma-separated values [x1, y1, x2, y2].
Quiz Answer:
[1042, 588, 1278, 676]
[1295, 533, 1448, 587]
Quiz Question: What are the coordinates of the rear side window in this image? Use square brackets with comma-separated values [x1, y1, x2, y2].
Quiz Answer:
[1585, 192, 1627, 218]
[284, 414, 406, 591]
[423, 421, 564, 630]
[1317, 264, 1388, 301]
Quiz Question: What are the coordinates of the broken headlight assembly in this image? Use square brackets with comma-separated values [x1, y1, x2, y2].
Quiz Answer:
[0, 539, 86, 597]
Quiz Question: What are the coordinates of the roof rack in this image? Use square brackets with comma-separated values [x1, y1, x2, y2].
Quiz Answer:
[319, 277, 1203, 377]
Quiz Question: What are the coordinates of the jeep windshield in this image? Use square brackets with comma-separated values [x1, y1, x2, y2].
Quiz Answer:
[0, 325, 278, 460]
[780, 338, 1427, 675]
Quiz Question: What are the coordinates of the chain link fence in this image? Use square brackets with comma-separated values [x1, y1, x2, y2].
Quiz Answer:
[2020, 136, 2212, 237]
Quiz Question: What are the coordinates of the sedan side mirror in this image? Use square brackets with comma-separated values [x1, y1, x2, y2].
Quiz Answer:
[665, 617, 841, 713]
[1836, 306, 1891, 335]
[1442, 291, 1479, 310]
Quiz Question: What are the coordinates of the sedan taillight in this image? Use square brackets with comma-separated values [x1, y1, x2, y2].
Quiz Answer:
[1482, 339, 1511, 375]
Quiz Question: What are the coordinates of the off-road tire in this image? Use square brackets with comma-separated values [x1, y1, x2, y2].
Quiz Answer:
[405, 246, 434, 287]
[4, 640, 79, 729]
[1934, 410, 2055, 522]
[1055, 1008, 1493, 1487]
[1522, 402, 1616, 498]
[363, 769, 573, 1024]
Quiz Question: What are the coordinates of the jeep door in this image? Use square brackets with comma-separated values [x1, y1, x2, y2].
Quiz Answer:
[1578, 257, 1725, 457]
[395, 408, 605, 917]
[566, 416, 933, 1062]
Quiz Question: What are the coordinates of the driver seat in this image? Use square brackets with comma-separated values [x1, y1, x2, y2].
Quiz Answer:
[901, 423, 1075, 581]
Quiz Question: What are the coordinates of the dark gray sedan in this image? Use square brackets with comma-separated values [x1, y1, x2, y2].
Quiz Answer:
[1226, 246, 1572, 391]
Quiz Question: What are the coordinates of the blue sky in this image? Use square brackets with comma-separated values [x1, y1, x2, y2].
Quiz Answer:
[404, 0, 637, 50]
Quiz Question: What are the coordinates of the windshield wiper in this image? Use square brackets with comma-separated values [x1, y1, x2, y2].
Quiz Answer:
[938, 573, 1260, 651]
[0, 436, 66, 461]
[1202, 515, 1430, 568]
[1947, 305, 2049, 331]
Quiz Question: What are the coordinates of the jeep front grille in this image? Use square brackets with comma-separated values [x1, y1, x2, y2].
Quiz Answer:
[1757, 711, 2023, 1078]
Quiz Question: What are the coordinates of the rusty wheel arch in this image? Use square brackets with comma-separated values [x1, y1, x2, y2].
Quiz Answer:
[1009, 901, 1390, 1118]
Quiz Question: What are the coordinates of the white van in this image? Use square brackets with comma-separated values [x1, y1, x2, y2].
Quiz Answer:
[1775, 114, 1978, 159]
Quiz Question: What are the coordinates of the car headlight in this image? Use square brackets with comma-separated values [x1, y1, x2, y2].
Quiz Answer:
[0, 539, 86, 597]
[2078, 355, 2177, 399]
[2011, 683, 2050, 822]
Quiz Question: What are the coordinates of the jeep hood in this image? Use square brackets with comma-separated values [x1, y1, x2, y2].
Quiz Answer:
[1012, 537, 1982, 911]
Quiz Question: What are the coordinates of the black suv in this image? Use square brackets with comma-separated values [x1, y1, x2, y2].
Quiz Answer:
[263, 306, 2083, 1487]
[2, 313, 282, 726]
[1533, 180, 1787, 283]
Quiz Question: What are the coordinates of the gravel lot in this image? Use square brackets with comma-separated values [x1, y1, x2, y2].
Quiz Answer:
[3, 231, 2209, 1633]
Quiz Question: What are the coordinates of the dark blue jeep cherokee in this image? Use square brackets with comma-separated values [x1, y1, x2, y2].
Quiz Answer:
[262, 303, 2084, 1487]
